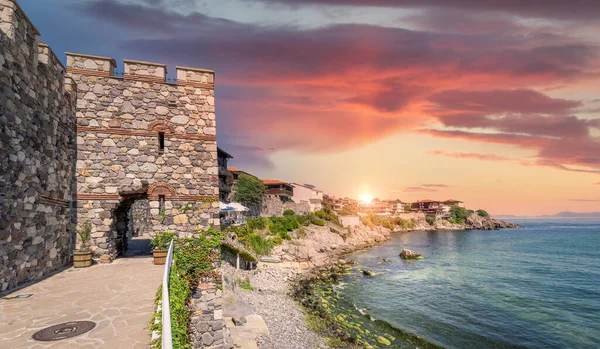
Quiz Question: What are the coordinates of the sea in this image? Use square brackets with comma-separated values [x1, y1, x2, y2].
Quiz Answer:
[326, 218, 600, 349]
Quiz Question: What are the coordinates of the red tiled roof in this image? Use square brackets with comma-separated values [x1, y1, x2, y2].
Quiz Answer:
[416, 199, 439, 203]
[262, 179, 286, 185]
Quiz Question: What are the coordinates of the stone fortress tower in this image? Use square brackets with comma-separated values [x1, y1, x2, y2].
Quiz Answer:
[66, 54, 220, 260]
[1, 0, 219, 291]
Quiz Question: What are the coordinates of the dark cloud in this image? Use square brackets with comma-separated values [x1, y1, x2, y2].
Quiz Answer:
[404, 186, 439, 192]
[430, 89, 582, 115]
[257, 0, 600, 21]
[422, 184, 452, 188]
[48, 0, 600, 172]
[217, 143, 276, 171]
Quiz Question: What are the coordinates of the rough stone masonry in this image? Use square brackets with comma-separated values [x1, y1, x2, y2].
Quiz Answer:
[0, 0, 220, 292]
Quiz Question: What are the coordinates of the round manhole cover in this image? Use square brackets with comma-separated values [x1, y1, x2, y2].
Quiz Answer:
[32, 321, 96, 341]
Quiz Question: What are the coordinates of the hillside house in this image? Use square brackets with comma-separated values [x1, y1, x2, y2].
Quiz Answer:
[262, 179, 294, 202]
[291, 183, 323, 212]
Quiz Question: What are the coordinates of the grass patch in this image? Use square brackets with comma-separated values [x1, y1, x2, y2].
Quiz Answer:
[238, 275, 254, 291]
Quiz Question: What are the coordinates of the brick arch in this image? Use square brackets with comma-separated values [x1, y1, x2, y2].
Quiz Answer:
[148, 182, 177, 199]
[148, 120, 175, 133]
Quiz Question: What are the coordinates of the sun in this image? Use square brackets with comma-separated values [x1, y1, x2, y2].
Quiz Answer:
[359, 193, 373, 204]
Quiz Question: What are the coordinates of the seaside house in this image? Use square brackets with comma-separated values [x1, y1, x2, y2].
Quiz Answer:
[218, 148, 234, 202]
[228, 167, 258, 182]
[394, 200, 411, 214]
[359, 199, 396, 216]
[443, 199, 464, 207]
[262, 179, 294, 202]
[291, 183, 324, 212]
[411, 200, 443, 216]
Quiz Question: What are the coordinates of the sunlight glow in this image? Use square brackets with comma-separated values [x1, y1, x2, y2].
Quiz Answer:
[360, 193, 373, 204]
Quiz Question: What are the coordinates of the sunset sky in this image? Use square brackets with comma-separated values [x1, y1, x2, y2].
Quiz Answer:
[21, 0, 600, 215]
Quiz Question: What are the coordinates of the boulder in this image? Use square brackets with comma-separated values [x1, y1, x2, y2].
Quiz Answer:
[399, 249, 423, 259]
[360, 269, 375, 277]
[232, 316, 247, 326]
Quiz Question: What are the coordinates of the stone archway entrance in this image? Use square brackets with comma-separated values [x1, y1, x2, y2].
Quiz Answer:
[111, 193, 152, 257]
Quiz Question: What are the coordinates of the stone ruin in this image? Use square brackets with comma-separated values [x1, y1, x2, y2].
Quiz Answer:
[1, 0, 220, 292]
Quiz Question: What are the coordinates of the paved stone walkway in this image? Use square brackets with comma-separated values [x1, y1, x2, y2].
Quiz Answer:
[0, 256, 163, 348]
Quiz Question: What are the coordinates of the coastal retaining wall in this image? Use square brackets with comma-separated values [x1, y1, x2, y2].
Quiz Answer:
[190, 274, 233, 349]
[0, 0, 76, 292]
[339, 215, 360, 227]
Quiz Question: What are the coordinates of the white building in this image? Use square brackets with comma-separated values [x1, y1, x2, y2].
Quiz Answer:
[339, 215, 360, 227]
[291, 183, 323, 212]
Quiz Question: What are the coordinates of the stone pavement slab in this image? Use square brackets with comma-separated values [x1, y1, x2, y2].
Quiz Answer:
[0, 256, 163, 349]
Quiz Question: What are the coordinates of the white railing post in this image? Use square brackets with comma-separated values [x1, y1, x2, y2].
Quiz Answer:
[162, 240, 175, 349]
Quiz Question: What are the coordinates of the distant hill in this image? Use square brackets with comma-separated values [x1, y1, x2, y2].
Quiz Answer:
[540, 211, 600, 218]
[495, 211, 600, 219]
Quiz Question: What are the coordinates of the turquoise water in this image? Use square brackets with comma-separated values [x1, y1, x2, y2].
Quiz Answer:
[340, 219, 600, 349]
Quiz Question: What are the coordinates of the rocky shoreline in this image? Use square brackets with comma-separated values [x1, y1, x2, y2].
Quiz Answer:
[221, 215, 519, 348]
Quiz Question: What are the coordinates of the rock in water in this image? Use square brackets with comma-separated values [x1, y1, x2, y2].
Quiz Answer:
[399, 249, 423, 259]
[360, 269, 375, 276]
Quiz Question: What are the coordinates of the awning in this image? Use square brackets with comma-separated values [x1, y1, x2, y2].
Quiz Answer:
[219, 202, 249, 212]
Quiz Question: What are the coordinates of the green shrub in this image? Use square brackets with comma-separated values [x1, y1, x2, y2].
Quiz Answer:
[247, 217, 268, 230]
[339, 205, 358, 216]
[173, 229, 221, 287]
[426, 216, 435, 225]
[269, 236, 283, 246]
[279, 231, 292, 240]
[169, 264, 191, 348]
[450, 205, 470, 224]
[296, 226, 307, 239]
[360, 215, 375, 228]
[311, 218, 326, 226]
[246, 233, 273, 256]
[75, 222, 92, 251]
[297, 214, 312, 226]
[230, 225, 252, 241]
[283, 209, 296, 216]
[477, 209, 489, 217]
[151, 231, 176, 250]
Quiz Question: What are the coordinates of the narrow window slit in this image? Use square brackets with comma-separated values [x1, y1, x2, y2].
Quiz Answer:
[158, 132, 165, 151]
[158, 195, 165, 214]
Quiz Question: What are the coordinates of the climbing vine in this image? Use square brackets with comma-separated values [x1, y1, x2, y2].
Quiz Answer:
[150, 227, 223, 349]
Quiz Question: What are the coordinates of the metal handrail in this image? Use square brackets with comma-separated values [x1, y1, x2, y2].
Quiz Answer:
[162, 240, 175, 349]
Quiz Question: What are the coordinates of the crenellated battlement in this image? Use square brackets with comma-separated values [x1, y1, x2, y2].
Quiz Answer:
[123, 58, 167, 82]
[65, 52, 116, 76]
[64, 52, 215, 88]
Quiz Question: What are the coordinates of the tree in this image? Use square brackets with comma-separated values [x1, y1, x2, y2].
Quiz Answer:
[476, 209, 489, 217]
[449, 205, 470, 224]
[339, 204, 358, 216]
[233, 174, 265, 207]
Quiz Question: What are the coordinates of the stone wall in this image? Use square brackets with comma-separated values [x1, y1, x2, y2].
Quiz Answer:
[260, 195, 310, 217]
[0, 0, 76, 291]
[66, 54, 220, 260]
[190, 274, 233, 349]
